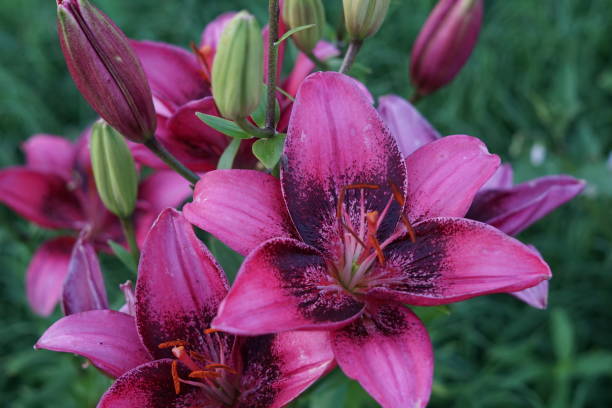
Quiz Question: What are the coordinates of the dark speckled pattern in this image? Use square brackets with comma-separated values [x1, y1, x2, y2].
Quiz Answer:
[281, 72, 406, 255]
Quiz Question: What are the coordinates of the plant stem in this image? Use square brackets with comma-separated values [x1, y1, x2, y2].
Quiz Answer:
[236, 117, 274, 138]
[409, 91, 423, 104]
[119, 216, 139, 264]
[339, 40, 363, 75]
[265, 0, 280, 132]
[144, 138, 199, 185]
[305, 51, 329, 71]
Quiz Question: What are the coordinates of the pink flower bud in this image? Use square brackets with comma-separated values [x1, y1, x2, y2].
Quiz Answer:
[56, 0, 156, 143]
[410, 0, 483, 96]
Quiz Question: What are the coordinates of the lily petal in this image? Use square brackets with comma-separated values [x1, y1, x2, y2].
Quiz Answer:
[131, 40, 210, 112]
[378, 95, 440, 157]
[213, 238, 364, 336]
[332, 303, 433, 408]
[0, 168, 84, 229]
[136, 209, 229, 359]
[237, 332, 335, 408]
[22, 134, 75, 179]
[368, 217, 552, 306]
[98, 359, 203, 408]
[511, 280, 549, 310]
[283, 41, 340, 97]
[405, 135, 500, 222]
[282, 72, 406, 252]
[26, 237, 75, 316]
[184, 170, 296, 256]
[135, 171, 193, 246]
[163, 96, 230, 171]
[481, 163, 513, 190]
[467, 175, 586, 236]
[200, 12, 237, 53]
[35, 310, 150, 378]
[62, 241, 109, 315]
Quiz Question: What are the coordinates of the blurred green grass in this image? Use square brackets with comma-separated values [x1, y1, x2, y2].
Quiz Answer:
[0, 0, 611, 407]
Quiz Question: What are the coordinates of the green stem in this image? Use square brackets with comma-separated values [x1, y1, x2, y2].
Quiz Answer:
[236, 117, 274, 138]
[339, 40, 363, 75]
[119, 216, 139, 264]
[144, 138, 199, 185]
[305, 50, 329, 71]
[409, 90, 423, 104]
[265, 0, 280, 131]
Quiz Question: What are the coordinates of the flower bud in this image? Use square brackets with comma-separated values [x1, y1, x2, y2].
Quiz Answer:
[90, 121, 138, 218]
[343, 0, 390, 41]
[410, 0, 484, 96]
[283, 0, 326, 54]
[212, 11, 263, 121]
[57, 0, 156, 143]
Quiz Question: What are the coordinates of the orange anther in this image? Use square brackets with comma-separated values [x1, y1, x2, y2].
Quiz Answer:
[171, 360, 181, 395]
[158, 340, 188, 349]
[400, 214, 417, 243]
[204, 328, 221, 335]
[189, 370, 221, 379]
[389, 182, 405, 207]
[345, 184, 380, 190]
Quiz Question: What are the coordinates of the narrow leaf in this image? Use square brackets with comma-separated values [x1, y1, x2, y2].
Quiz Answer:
[196, 113, 252, 139]
[217, 138, 242, 170]
[275, 24, 316, 47]
[108, 240, 137, 274]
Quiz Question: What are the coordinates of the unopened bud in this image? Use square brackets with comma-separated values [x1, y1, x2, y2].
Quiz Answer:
[283, 0, 326, 54]
[410, 0, 484, 96]
[212, 11, 263, 121]
[90, 121, 138, 218]
[56, 0, 156, 143]
[343, 0, 390, 41]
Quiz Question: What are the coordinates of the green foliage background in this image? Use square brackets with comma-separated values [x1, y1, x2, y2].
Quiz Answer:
[1, 0, 611, 407]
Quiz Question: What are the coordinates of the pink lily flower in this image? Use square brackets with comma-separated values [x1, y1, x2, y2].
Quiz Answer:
[0, 132, 191, 316]
[184, 72, 551, 407]
[36, 209, 335, 407]
[378, 95, 585, 309]
[128, 12, 338, 171]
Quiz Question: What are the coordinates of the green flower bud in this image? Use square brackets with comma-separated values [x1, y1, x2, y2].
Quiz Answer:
[212, 11, 263, 121]
[90, 121, 138, 219]
[283, 0, 326, 54]
[343, 0, 390, 40]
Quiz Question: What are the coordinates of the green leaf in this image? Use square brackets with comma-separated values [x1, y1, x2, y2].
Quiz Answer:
[108, 240, 137, 274]
[217, 138, 242, 169]
[196, 113, 252, 139]
[251, 84, 281, 128]
[275, 24, 316, 47]
[551, 308, 575, 362]
[252, 133, 286, 169]
[208, 236, 244, 283]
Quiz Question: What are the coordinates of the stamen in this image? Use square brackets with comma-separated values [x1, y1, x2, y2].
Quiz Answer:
[337, 184, 380, 219]
[389, 182, 417, 243]
[189, 370, 221, 379]
[366, 212, 385, 264]
[205, 364, 238, 374]
[158, 340, 188, 349]
[389, 182, 405, 207]
[400, 214, 417, 243]
[368, 235, 385, 264]
[342, 222, 367, 248]
[171, 360, 181, 395]
[204, 328, 221, 335]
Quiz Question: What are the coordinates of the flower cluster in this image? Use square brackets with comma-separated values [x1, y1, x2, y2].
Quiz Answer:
[0, 0, 585, 407]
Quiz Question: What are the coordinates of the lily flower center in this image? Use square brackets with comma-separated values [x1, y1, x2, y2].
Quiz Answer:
[333, 183, 415, 292]
[158, 328, 239, 405]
